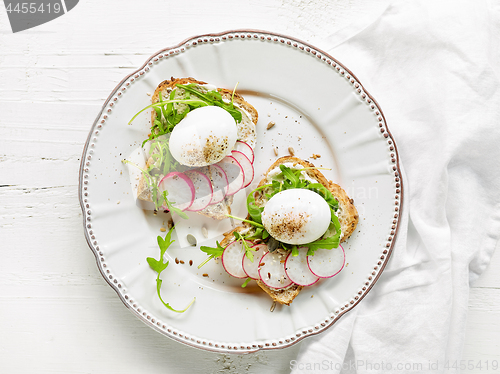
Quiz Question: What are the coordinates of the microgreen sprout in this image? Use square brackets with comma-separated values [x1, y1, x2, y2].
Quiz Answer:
[198, 241, 225, 269]
[241, 278, 252, 288]
[233, 231, 256, 262]
[128, 98, 209, 125]
[231, 82, 239, 105]
[122, 137, 190, 218]
[224, 214, 264, 229]
[147, 227, 195, 313]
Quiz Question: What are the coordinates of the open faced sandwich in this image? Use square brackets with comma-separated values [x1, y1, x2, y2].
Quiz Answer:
[129, 77, 258, 219]
[209, 156, 358, 305]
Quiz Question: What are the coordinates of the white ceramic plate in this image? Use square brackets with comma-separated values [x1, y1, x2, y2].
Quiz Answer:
[79, 30, 403, 353]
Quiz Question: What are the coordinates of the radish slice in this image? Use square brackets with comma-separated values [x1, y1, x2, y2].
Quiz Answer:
[216, 156, 244, 196]
[199, 165, 228, 204]
[231, 150, 254, 188]
[158, 172, 195, 211]
[242, 244, 268, 280]
[222, 241, 251, 279]
[307, 245, 345, 278]
[234, 141, 254, 163]
[184, 169, 213, 211]
[285, 247, 320, 286]
[258, 252, 293, 289]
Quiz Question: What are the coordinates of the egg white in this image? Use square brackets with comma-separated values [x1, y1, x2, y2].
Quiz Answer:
[261, 189, 331, 245]
[169, 106, 238, 167]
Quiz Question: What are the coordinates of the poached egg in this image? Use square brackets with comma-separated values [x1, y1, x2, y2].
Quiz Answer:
[261, 189, 331, 245]
[169, 106, 238, 167]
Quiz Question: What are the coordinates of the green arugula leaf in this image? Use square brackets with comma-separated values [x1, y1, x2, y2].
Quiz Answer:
[305, 183, 339, 211]
[129, 83, 243, 148]
[214, 101, 243, 123]
[225, 214, 264, 229]
[330, 210, 342, 237]
[205, 89, 223, 102]
[246, 184, 271, 224]
[200, 241, 225, 257]
[176, 83, 242, 123]
[303, 213, 341, 256]
[243, 227, 263, 241]
[198, 241, 225, 269]
[128, 98, 209, 125]
[158, 91, 170, 128]
[153, 106, 162, 121]
[147, 227, 195, 313]
[243, 227, 270, 241]
[304, 235, 341, 256]
[146, 257, 166, 273]
[279, 164, 300, 188]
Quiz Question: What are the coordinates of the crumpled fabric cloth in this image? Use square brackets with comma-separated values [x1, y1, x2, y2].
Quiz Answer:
[292, 1, 500, 373]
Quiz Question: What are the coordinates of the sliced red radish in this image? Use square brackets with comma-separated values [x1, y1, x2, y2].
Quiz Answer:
[216, 156, 244, 196]
[234, 141, 254, 163]
[258, 252, 293, 289]
[307, 245, 345, 278]
[221, 241, 252, 279]
[199, 165, 228, 204]
[242, 244, 268, 280]
[158, 172, 195, 211]
[231, 150, 254, 188]
[184, 169, 213, 211]
[285, 247, 320, 286]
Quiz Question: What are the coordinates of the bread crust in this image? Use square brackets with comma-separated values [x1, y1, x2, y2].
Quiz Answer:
[220, 156, 359, 305]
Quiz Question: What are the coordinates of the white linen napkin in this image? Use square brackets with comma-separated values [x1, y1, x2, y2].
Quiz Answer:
[292, 1, 500, 373]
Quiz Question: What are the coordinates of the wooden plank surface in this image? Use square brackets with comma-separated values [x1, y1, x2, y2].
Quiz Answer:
[1, 1, 498, 373]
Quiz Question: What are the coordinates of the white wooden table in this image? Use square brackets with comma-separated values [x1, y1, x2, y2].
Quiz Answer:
[1, 1, 499, 373]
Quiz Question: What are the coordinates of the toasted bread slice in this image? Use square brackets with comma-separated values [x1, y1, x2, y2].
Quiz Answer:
[137, 77, 258, 219]
[220, 156, 358, 305]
